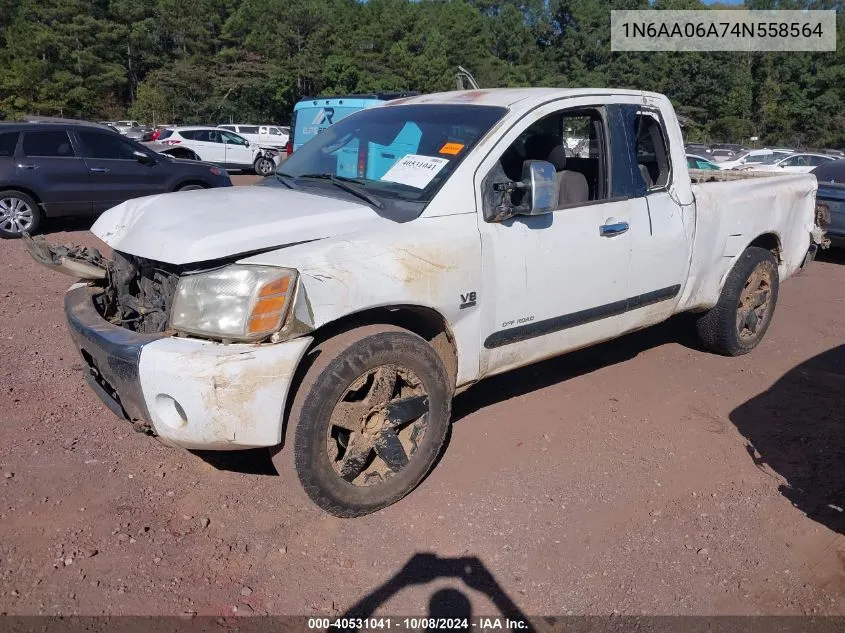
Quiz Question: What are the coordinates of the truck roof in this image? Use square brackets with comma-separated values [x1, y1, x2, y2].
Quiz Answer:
[383, 87, 666, 109]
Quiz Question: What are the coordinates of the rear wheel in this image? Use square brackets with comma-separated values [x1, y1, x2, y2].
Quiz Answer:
[272, 325, 452, 517]
[696, 246, 779, 356]
[0, 190, 42, 239]
[254, 156, 275, 176]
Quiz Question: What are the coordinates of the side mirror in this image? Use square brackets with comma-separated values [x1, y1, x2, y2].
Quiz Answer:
[518, 160, 557, 216]
[488, 159, 558, 222]
[244, 140, 250, 148]
[133, 150, 154, 165]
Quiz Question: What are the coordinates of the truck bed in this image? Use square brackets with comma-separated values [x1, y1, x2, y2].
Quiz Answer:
[677, 172, 819, 312]
[689, 168, 797, 184]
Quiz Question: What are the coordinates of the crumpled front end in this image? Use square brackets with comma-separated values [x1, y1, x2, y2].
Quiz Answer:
[27, 236, 313, 450]
[24, 235, 179, 335]
[97, 251, 180, 334]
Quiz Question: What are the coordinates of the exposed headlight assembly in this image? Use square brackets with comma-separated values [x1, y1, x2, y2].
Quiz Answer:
[171, 265, 297, 342]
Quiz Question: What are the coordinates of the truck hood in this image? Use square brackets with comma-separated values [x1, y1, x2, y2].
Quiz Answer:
[91, 186, 391, 265]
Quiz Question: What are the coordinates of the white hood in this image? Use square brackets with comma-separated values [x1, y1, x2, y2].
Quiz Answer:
[91, 186, 392, 265]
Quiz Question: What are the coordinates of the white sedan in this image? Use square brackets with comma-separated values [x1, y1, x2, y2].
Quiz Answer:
[717, 149, 793, 170]
[157, 126, 282, 175]
[738, 152, 836, 173]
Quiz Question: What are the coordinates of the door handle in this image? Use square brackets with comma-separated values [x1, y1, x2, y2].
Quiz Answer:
[599, 221, 629, 237]
[89, 167, 110, 173]
[17, 163, 38, 170]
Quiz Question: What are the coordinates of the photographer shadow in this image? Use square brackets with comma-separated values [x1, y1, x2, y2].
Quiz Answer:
[329, 553, 533, 633]
[729, 345, 845, 534]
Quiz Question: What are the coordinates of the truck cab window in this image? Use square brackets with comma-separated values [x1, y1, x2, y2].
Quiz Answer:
[635, 113, 670, 188]
[484, 107, 609, 217]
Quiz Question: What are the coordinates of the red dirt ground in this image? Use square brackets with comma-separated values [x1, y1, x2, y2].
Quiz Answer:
[0, 193, 843, 616]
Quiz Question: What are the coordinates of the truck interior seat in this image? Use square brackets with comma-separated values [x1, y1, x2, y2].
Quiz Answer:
[524, 134, 589, 207]
[638, 163, 654, 188]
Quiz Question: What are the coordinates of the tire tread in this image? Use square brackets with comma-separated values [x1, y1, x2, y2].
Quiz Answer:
[696, 246, 779, 356]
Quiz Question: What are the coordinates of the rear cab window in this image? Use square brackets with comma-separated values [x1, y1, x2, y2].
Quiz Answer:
[634, 112, 671, 188]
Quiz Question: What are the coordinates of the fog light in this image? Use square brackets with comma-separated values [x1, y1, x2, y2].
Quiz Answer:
[155, 394, 188, 430]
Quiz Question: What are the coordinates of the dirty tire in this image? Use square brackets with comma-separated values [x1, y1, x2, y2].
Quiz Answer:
[177, 183, 205, 192]
[0, 189, 42, 239]
[696, 246, 779, 356]
[272, 325, 452, 517]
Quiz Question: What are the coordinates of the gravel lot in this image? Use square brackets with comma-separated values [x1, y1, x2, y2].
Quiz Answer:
[0, 183, 843, 616]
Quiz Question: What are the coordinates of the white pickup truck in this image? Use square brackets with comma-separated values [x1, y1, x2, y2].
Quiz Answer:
[29, 88, 825, 517]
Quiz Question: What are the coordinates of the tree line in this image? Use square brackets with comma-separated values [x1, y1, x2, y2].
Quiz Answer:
[0, 0, 843, 147]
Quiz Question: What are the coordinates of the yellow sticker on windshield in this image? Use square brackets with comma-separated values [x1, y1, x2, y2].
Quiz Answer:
[439, 142, 465, 155]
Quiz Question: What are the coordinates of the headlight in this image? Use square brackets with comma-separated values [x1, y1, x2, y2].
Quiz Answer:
[170, 265, 297, 342]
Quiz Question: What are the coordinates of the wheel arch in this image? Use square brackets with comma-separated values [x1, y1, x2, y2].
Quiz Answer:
[746, 232, 782, 263]
[172, 179, 210, 192]
[306, 304, 458, 389]
[718, 232, 782, 292]
[280, 304, 459, 449]
[0, 185, 44, 211]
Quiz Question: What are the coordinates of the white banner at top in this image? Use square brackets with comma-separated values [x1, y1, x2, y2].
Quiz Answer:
[610, 10, 837, 52]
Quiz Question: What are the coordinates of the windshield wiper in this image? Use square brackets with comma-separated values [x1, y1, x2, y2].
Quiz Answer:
[296, 173, 385, 209]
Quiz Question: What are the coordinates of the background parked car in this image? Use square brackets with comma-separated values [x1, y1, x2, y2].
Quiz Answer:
[113, 120, 141, 134]
[124, 126, 152, 142]
[687, 154, 721, 170]
[149, 125, 171, 142]
[97, 121, 122, 133]
[741, 152, 836, 173]
[157, 126, 282, 175]
[811, 159, 845, 248]
[143, 140, 200, 162]
[684, 143, 711, 156]
[218, 124, 289, 149]
[717, 149, 794, 170]
[0, 122, 232, 238]
[711, 143, 743, 153]
[710, 148, 736, 162]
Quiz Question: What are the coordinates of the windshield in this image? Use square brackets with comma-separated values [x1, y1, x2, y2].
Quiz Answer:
[279, 104, 508, 206]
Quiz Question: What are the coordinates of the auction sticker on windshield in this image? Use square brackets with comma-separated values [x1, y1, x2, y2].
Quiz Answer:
[381, 154, 449, 189]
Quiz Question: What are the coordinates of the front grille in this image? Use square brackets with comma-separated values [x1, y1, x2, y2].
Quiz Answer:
[96, 252, 179, 334]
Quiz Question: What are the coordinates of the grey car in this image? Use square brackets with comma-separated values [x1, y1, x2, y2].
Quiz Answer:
[812, 159, 845, 248]
[0, 121, 232, 238]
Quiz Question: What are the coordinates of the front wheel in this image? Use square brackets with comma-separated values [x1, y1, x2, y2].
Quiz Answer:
[254, 156, 275, 176]
[0, 190, 42, 239]
[273, 325, 452, 517]
[696, 246, 780, 356]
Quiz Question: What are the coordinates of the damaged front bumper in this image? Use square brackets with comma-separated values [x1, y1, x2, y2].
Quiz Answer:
[66, 285, 313, 450]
